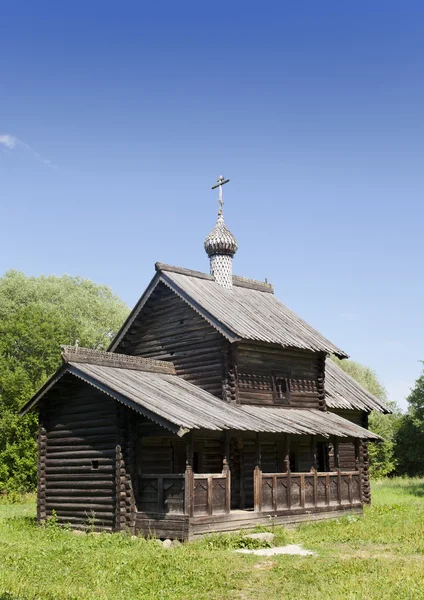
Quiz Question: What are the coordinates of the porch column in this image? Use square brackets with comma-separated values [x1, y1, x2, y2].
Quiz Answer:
[333, 436, 342, 505]
[333, 437, 340, 469]
[184, 432, 194, 517]
[311, 435, 317, 471]
[223, 431, 231, 513]
[355, 437, 363, 504]
[284, 434, 291, 510]
[254, 433, 262, 512]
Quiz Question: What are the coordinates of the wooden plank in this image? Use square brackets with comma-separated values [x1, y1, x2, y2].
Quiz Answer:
[158, 477, 164, 513]
[300, 474, 305, 508]
[207, 476, 213, 515]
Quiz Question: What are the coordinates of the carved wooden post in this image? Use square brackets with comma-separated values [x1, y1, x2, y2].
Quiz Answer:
[238, 438, 245, 509]
[311, 435, 317, 471]
[272, 474, 278, 511]
[284, 434, 291, 509]
[207, 476, 213, 515]
[223, 431, 231, 513]
[333, 437, 340, 470]
[300, 474, 305, 508]
[355, 438, 363, 504]
[184, 433, 194, 517]
[254, 433, 262, 512]
[333, 437, 342, 505]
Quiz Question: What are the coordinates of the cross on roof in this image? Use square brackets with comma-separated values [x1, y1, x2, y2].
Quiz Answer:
[211, 175, 230, 215]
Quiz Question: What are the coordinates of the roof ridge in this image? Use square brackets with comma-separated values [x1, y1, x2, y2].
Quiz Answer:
[155, 262, 274, 293]
[61, 346, 176, 375]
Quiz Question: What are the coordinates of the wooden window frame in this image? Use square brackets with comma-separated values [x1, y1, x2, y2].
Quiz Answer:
[272, 373, 291, 405]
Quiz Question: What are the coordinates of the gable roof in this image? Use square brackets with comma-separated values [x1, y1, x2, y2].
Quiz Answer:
[325, 359, 391, 414]
[109, 263, 348, 358]
[20, 348, 379, 440]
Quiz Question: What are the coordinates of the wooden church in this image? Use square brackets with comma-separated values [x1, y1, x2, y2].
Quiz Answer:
[20, 176, 389, 539]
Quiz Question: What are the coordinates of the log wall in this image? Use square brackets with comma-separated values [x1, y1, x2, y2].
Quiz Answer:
[328, 409, 370, 504]
[116, 283, 225, 398]
[236, 343, 326, 409]
[38, 375, 119, 531]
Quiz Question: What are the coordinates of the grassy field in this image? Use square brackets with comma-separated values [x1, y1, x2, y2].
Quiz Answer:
[1, 478, 424, 600]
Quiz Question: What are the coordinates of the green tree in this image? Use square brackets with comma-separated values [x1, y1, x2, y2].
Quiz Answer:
[0, 270, 128, 492]
[331, 357, 401, 478]
[395, 364, 424, 476]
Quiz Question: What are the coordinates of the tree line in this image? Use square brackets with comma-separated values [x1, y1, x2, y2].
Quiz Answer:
[0, 270, 423, 493]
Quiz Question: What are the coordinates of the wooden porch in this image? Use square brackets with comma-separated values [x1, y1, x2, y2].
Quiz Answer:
[135, 433, 364, 540]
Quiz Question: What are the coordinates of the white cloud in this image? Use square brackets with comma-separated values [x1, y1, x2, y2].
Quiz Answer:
[0, 134, 18, 149]
[0, 133, 56, 168]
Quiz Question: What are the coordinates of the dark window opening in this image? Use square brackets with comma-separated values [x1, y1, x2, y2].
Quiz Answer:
[172, 441, 186, 474]
[274, 376, 291, 404]
[180, 319, 185, 325]
[193, 451, 199, 473]
[317, 443, 329, 472]
[91, 460, 99, 470]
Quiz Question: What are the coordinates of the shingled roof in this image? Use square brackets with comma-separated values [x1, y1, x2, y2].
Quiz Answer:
[20, 348, 378, 440]
[325, 359, 391, 414]
[109, 263, 348, 358]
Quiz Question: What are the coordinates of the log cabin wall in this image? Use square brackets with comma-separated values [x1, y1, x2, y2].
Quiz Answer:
[38, 375, 118, 531]
[116, 404, 137, 533]
[328, 408, 370, 504]
[236, 342, 326, 409]
[116, 283, 226, 399]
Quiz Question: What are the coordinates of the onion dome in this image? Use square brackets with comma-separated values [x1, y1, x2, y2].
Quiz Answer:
[204, 212, 238, 258]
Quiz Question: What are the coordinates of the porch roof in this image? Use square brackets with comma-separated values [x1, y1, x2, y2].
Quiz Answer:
[21, 356, 380, 440]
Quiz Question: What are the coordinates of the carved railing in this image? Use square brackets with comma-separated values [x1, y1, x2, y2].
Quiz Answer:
[254, 470, 362, 512]
[138, 471, 231, 516]
[138, 474, 185, 514]
[191, 473, 231, 516]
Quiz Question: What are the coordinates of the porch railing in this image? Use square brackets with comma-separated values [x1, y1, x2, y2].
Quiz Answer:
[138, 471, 231, 516]
[138, 469, 361, 515]
[254, 470, 362, 512]
[138, 474, 185, 514]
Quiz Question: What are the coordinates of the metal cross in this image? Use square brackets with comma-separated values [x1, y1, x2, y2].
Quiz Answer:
[211, 175, 230, 215]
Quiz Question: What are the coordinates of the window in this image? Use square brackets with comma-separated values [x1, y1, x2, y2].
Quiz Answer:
[273, 376, 291, 404]
[91, 460, 99, 470]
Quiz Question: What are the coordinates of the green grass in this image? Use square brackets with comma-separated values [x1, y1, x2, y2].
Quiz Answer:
[1, 479, 424, 599]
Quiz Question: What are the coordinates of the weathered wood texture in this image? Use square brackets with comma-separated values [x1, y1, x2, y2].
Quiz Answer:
[257, 471, 361, 512]
[116, 404, 137, 533]
[38, 375, 118, 531]
[328, 409, 370, 504]
[188, 506, 363, 540]
[236, 343, 326, 409]
[135, 513, 189, 540]
[117, 283, 225, 397]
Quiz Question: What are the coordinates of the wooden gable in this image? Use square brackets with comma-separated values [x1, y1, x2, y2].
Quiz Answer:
[114, 282, 227, 398]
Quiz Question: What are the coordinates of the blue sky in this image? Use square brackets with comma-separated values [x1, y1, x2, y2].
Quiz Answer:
[1, 2, 424, 409]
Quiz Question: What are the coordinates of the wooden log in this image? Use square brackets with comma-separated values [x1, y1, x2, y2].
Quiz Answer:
[207, 476, 213, 515]
[325, 473, 330, 505]
[300, 474, 305, 508]
[184, 433, 194, 517]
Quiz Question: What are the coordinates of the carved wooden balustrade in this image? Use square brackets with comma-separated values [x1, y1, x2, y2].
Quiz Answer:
[138, 474, 185, 514]
[254, 470, 362, 512]
[138, 471, 231, 516]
